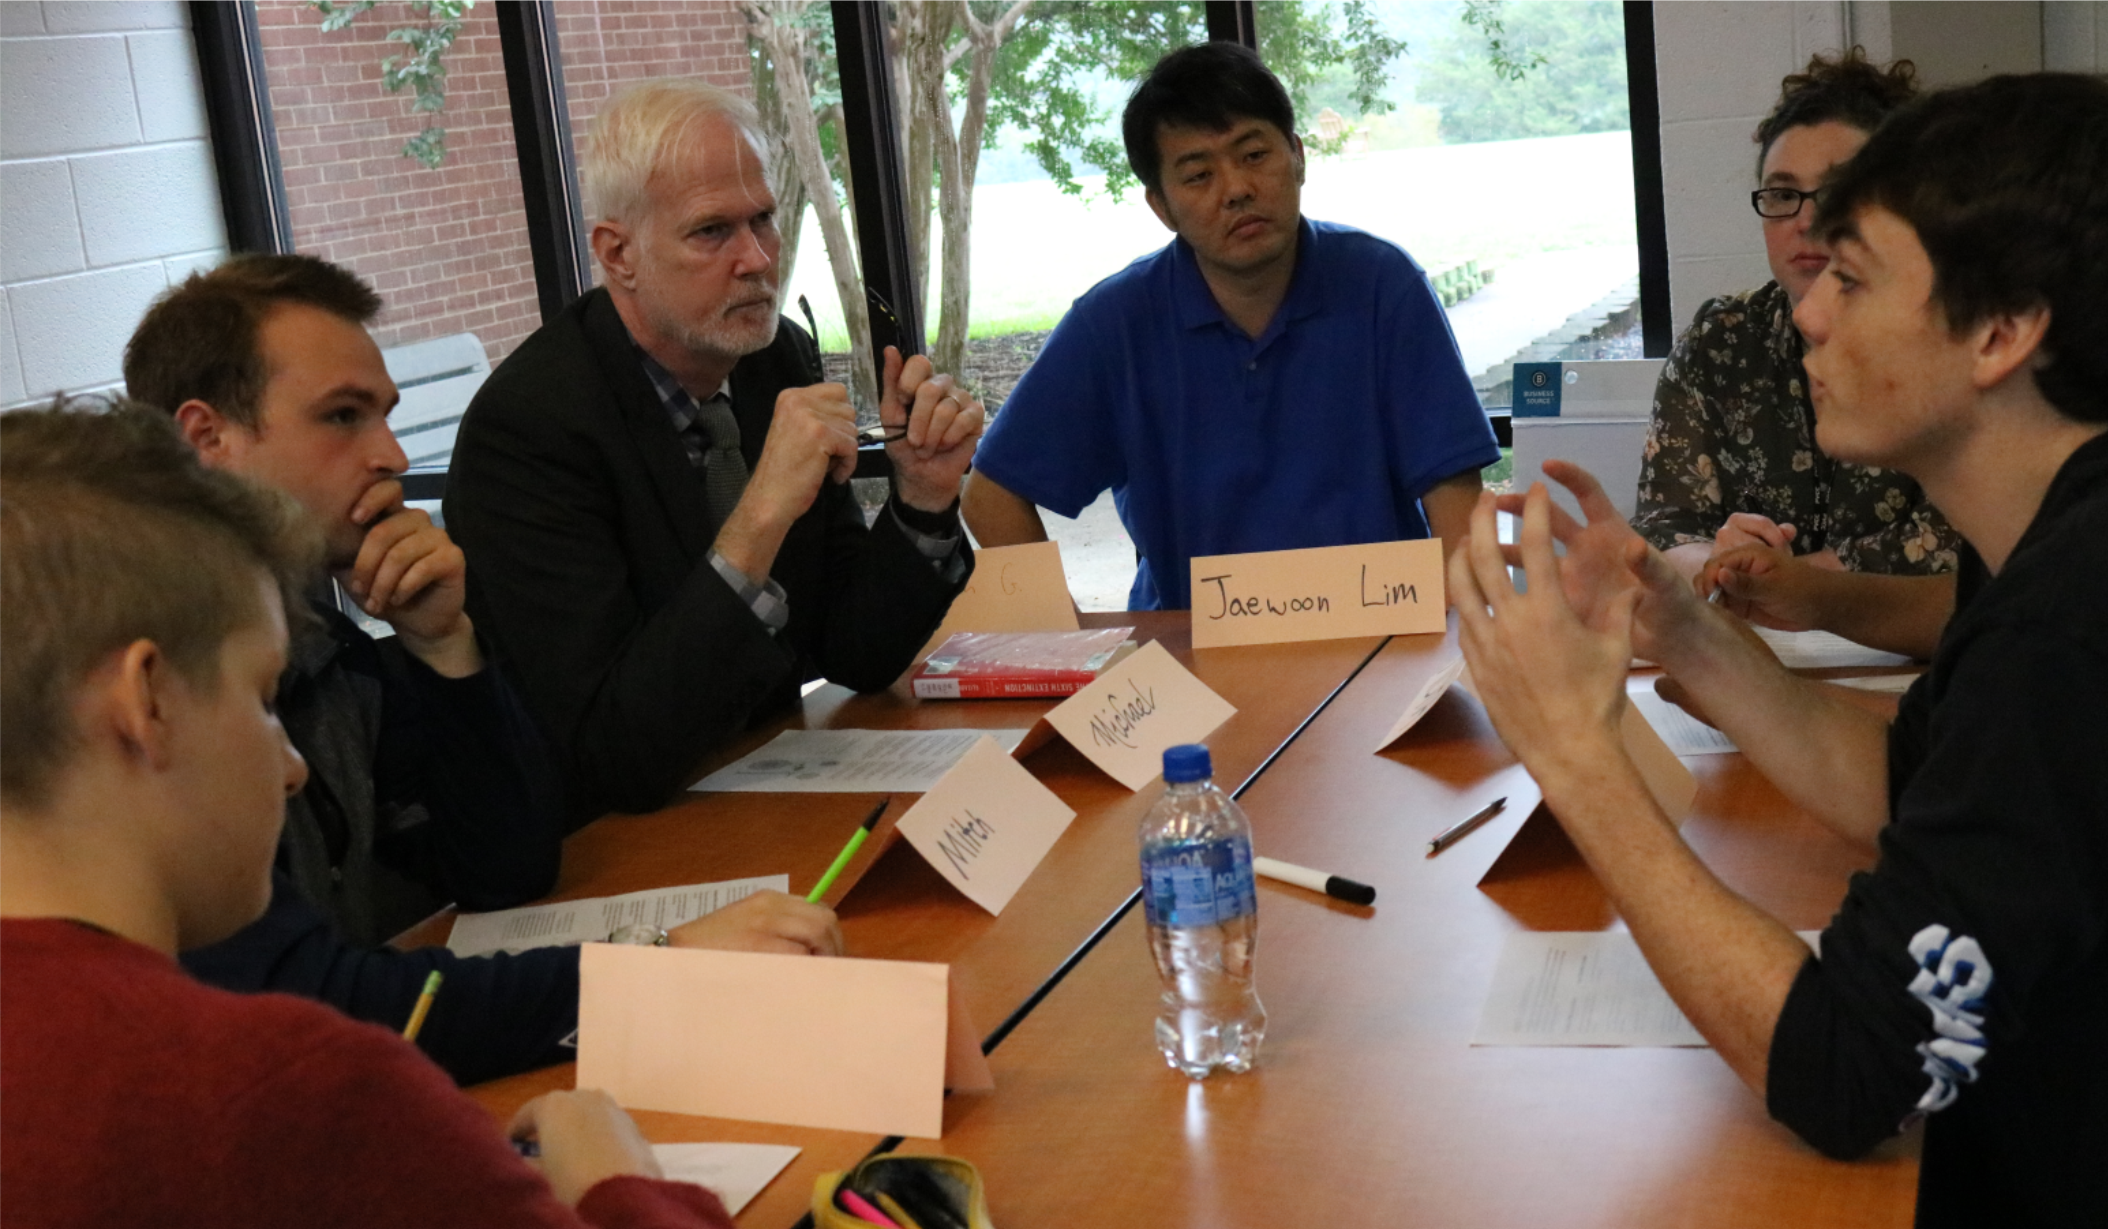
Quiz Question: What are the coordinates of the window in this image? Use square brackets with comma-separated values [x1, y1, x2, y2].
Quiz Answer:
[255, 0, 542, 471]
[182, 1, 1664, 610]
[1252, 0, 1641, 418]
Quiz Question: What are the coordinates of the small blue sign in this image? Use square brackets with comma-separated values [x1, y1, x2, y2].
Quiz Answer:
[1514, 361, 1563, 417]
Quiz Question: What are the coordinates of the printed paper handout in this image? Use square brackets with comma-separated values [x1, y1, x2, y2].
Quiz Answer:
[690, 728, 1030, 793]
[1476, 930, 1822, 1047]
[448, 876, 789, 957]
[651, 1143, 801, 1215]
[1629, 689, 1738, 756]
[1754, 626, 1912, 669]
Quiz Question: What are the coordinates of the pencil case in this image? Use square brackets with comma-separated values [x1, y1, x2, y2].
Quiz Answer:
[812, 1153, 995, 1229]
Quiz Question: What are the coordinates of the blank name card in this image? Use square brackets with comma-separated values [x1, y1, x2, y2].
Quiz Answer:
[920, 541, 1079, 656]
[894, 735, 1077, 915]
[1620, 697, 1698, 823]
[578, 945, 952, 1138]
[1454, 662, 1694, 822]
[1042, 640, 1237, 790]
[1189, 539, 1447, 648]
[1375, 653, 1468, 751]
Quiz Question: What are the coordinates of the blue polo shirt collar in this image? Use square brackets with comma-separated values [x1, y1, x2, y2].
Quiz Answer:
[1168, 216, 1326, 355]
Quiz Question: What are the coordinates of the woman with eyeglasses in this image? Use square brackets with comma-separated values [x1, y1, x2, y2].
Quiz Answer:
[1633, 51, 1960, 659]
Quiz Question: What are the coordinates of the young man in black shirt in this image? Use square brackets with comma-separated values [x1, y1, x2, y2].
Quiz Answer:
[1449, 73, 2107, 1227]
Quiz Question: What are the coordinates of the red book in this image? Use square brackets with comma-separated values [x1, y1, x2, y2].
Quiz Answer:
[911, 628, 1137, 699]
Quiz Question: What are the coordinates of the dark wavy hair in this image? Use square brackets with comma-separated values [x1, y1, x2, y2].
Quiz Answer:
[1815, 73, 2108, 425]
[1754, 48, 1917, 175]
[125, 253, 381, 431]
[1122, 41, 1297, 195]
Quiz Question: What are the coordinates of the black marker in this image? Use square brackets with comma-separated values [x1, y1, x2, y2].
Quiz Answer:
[1252, 855, 1376, 906]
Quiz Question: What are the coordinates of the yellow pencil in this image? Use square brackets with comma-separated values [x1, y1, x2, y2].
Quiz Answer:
[402, 970, 443, 1043]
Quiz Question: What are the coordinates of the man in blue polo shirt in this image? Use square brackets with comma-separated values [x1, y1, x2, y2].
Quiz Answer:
[962, 41, 1498, 610]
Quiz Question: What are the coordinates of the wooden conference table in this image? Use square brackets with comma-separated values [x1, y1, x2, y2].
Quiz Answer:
[434, 612, 1920, 1227]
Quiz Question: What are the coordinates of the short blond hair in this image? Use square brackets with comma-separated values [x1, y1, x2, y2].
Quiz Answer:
[0, 400, 321, 807]
[583, 79, 770, 226]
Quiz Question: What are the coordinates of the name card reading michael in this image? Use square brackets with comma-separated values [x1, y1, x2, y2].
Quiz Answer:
[1043, 639, 1237, 790]
[1189, 539, 1447, 648]
[894, 735, 1076, 915]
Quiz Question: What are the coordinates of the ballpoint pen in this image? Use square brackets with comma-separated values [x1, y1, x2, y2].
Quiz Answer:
[1426, 796, 1507, 857]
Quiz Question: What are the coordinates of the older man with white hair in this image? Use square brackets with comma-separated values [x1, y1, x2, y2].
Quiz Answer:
[447, 80, 981, 821]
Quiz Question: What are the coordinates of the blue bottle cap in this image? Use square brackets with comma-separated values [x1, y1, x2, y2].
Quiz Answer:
[1162, 743, 1212, 783]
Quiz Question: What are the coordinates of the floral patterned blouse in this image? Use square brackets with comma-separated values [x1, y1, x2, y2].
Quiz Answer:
[1633, 280, 1959, 574]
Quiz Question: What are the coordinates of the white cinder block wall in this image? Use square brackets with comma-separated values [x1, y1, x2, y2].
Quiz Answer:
[1, 1, 226, 411]
[1652, 2, 1851, 333]
[1652, 1, 2103, 337]
[2045, 1, 2108, 70]
[0, 3, 2100, 413]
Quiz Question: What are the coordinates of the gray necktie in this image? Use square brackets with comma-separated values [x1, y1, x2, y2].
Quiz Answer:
[689, 394, 748, 526]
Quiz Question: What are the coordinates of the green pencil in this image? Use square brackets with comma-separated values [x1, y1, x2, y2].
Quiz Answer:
[807, 797, 890, 902]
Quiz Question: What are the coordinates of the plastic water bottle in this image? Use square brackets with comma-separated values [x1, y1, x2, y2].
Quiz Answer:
[1139, 743, 1266, 1078]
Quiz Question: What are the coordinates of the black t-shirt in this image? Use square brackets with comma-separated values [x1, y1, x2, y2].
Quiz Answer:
[1767, 431, 2108, 1228]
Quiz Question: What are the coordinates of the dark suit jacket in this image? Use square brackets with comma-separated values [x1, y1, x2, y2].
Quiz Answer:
[445, 288, 969, 821]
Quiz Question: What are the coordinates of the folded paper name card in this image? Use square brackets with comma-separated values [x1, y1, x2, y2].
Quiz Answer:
[1041, 639, 1237, 791]
[578, 946, 986, 1139]
[920, 540, 1080, 656]
[894, 735, 1076, 915]
[1375, 653, 1468, 752]
[1619, 697, 1698, 824]
[1189, 539, 1447, 648]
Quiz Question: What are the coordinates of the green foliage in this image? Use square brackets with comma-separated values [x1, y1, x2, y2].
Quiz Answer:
[1459, 0, 1546, 82]
[749, 5, 848, 200]
[972, 0, 1416, 203]
[977, 0, 1207, 201]
[308, 0, 474, 169]
[1415, 1, 1628, 143]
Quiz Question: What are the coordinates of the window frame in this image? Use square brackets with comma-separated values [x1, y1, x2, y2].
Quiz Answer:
[196, 0, 1669, 475]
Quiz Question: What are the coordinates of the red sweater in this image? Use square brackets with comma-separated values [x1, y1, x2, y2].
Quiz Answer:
[0, 919, 732, 1229]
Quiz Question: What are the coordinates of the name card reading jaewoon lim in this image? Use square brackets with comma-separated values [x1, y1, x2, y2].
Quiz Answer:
[893, 735, 1077, 916]
[1042, 639, 1237, 791]
[1189, 539, 1447, 648]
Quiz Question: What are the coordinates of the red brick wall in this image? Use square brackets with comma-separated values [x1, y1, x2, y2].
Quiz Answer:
[256, 1, 751, 367]
[557, 2, 753, 143]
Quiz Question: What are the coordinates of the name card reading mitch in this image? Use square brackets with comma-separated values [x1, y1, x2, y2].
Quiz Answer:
[920, 540, 1079, 657]
[893, 735, 1077, 915]
[1189, 539, 1447, 648]
[1043, 639, 1237, 790]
